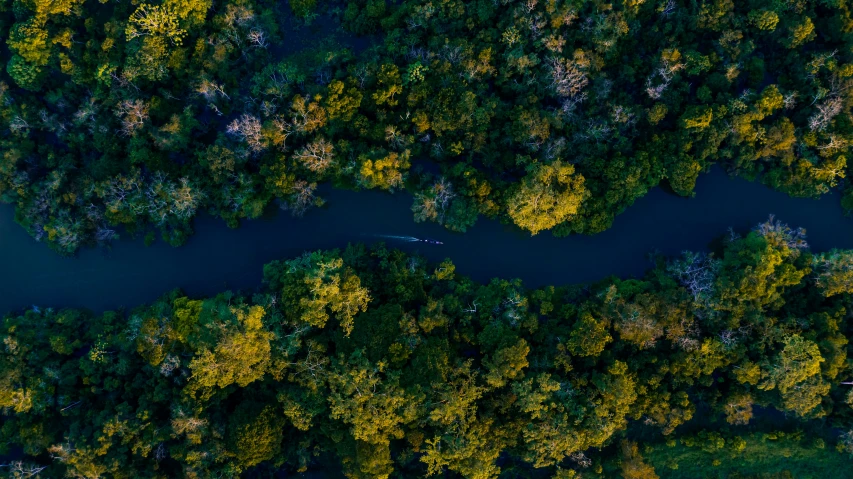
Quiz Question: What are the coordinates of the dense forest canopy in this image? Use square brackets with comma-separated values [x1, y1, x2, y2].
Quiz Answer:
[1, 0, 853, 252]
[3, 219, 853, 477]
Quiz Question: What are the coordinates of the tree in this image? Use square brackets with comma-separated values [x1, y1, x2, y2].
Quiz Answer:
[548, 52, 589, 99]
[426, 361, 484, 427]
[358, 149, 410, 190]
[680, 106, 713, 130]
[7, 20, 50, 67]
[483, 338, 529, 388]
[327, 351, 420, 446]
[371, 64, 402, 107]
[115, 99, 150, 137]
[813, 250, 853, 297]
[507, 161, 589, 235]
[713, 218, 808, 319]
[759, 335, 830, 417]
[619, 440, 659, 479]
[226, 114, 266, 152]
[294, 137, 335, 174]
[566, 312, 611, 357]
[268, 251, 371, 335]
[324, 79, 363, 121]
[412, 178, 456, 225]
[421, 417, 506, 479]
[6, 55, 45, 90]
[125, 4, 187, 44]
[3, 229, 853, 475]
[228, 403, 285, 469]
[724, 392, 754, 425]
[187, 302, 273, 399]
[783, 17, 816, 49]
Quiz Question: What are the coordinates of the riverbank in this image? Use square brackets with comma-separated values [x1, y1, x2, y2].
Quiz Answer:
[1, 168, 850, 313]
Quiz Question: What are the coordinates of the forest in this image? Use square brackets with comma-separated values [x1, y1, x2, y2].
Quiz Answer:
[1, 0, 853, 252]
[4, 0, 853, 477]
[3, 218, 853, 478]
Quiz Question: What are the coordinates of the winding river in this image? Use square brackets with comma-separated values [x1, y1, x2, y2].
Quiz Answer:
[1, 168, 852, 314]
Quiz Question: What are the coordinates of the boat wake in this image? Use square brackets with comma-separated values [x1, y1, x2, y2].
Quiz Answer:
[372, 235, 421, 242]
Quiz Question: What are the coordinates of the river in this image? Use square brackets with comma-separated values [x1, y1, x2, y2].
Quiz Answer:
[1, 168, 851, 314]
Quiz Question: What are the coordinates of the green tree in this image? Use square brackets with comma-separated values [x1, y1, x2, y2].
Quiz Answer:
[228, 403, 285, 469]
[327, 351, 420, 446]
[759, 335, 830, 417]
[813, 250, 853, 297]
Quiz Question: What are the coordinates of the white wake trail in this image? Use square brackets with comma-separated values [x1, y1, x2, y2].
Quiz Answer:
[372, 235, 421, 242]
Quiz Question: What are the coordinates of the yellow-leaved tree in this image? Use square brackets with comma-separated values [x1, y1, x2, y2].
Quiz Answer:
[507, 160, 589, 235]
[187, 303, 272, 400]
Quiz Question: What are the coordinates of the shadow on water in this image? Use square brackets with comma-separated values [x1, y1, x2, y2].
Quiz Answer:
[1, 167, 852, 313]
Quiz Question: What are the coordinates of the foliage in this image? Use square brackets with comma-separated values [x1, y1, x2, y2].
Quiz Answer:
[645, 430, 849, 479]
[1, 0, 853, 252]
[3, 220, 853, 477]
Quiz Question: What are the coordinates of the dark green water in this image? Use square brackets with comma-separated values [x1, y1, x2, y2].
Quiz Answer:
[1, 168, 851, 313]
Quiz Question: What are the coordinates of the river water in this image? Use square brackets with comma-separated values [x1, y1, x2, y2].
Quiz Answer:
[1, 168, 851, 313]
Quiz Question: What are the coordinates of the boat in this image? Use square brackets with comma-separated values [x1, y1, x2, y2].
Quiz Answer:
[422, 238, 443, 245]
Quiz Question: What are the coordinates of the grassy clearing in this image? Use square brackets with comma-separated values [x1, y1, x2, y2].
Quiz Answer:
[644, 431, 848, 479]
